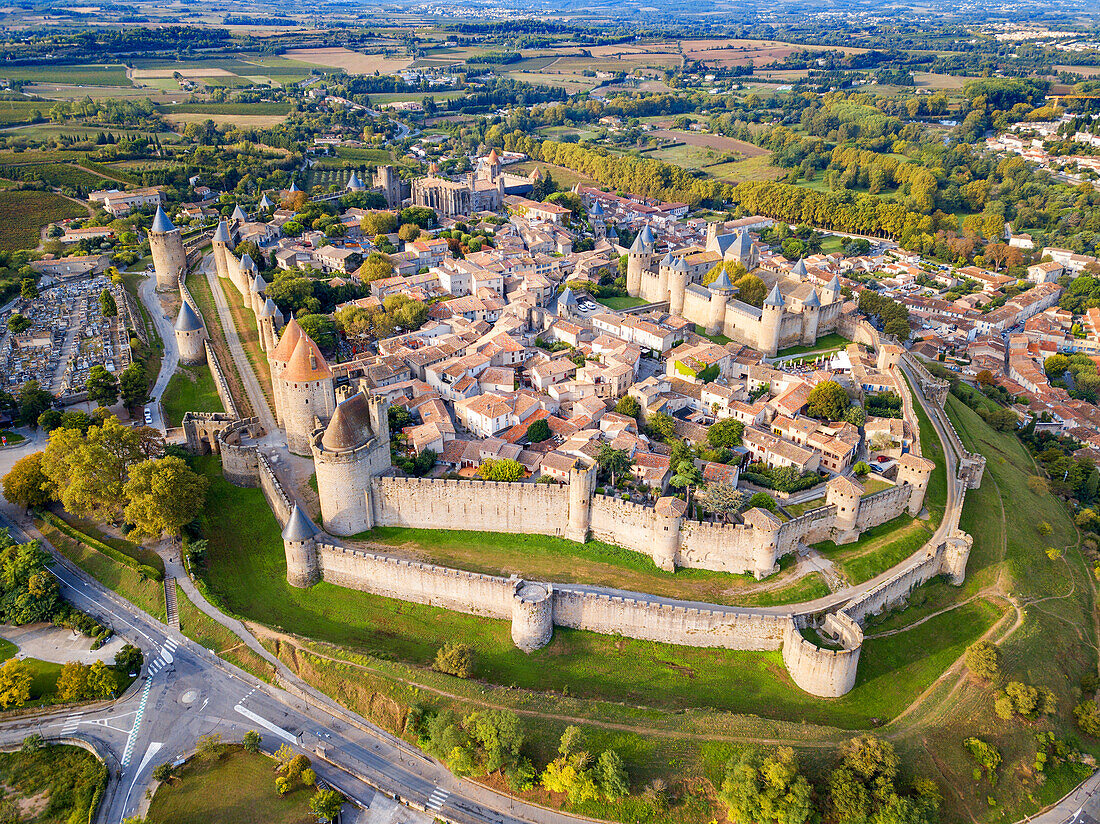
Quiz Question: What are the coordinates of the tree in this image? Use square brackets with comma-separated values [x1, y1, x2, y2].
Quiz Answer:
[7, 314, 30, 334]
[844, 406, 866, 427]
[360, 211, 397, 236]
[434, 641, 475, 678]
[56, 661, 90, 702]
[397, 223, 421, 243]
[644, 412, 677, 442]
[596, 750, 629, 801]
[1076, 700, 1100, 736]
[99, 289, 117, 317]
[595, 444, 631, 486]
[196, 733, 223, 760]
[20, 733, 42, 753]
[152, 763, 174, 783]
[19, 380, 53, 428]
[707, 417, 744, 449]
[525, 418, 551, 443]
[275, 776, 291, 795]
[20, 278, 38, 301]
[0, 659, 32, 709]
[747, 491, 778, 512]
[477, 459, 524, 482]
[614, 395, 640, 419]
[357, 251, 393, 282]
[301, 768, 317, 786]
[965, 640, 1000, 681]
[119, 363, 148, 412]
[89, 660, 116, 698]
[242, 730, 262, 753]
[670, 459, 703, 515]
[114, 643, 143, 674]
[2, 452, 52, 509]
[807, 380, 849, 420]
[559, 725, 586, 758]
[123, 456, 208, 538]
[85, 365, 119, 408]
[296, 314, 338, 352]
[284, 754, 311, 781]
[309, 789, 345, 823]
[719, 746, 813, 824]
[464, 709, 524, 773]
[852, 461, 872, 477]
[698, 481, 745, 522]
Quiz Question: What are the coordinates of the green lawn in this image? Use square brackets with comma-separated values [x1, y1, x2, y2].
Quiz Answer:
[0, 745, 106, 823]
[775, 333, 852, 358]
[860, 476, 894, 496]
[161, 364, 223, 427]
[0, 430, 24, 444]
[693, 324, 732, 344]
[51, 510, 165, 575]
[782, 497, 825, 518]
[355, 525, 763, 605]
[838, 521, 933, 584]
[0, 64, 130, 85]
[595, 296, 647, 310]
[904, 373, 948, 527]
[734, 572, 831, 607]
[146, 746, 312, 824]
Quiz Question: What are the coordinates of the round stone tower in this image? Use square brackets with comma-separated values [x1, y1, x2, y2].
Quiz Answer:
[760, 283, 785, 357]
[281, 331, 335, 456]
[826, 475, 864, 542]
[626, 230, 652, 298]
[742, 506, 783, 579]
[282, 503, 320, 588]
[511, 581, 554, 652]
[311, 392, 391, 536]
[653, 496, 687, 571]
[668, 256, 688, 317]
[149, 206, 187, 292]
[800, 287, 821, 345]
[895, 453, 935, 516]
[211, 219, 232, 281]
[564, 463, 595, 543]
[707, 268, 734, 336]
[268, 317, 304, 428]
[174, 301, 207, 365]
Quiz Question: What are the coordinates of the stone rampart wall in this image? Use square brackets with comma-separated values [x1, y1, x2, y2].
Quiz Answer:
[780, 616, 861, 698]
[776, 505, 837, 556]
[589, 495, 662, 557]
[204, 341, 239, 419]
[258, 454, 293, 527]
[316, 543, 515, 618]
[678, 520, 758, 573]
[855, 485, 911, 530]
[372, 476, 570, 535]
[841, 545, 945, 625]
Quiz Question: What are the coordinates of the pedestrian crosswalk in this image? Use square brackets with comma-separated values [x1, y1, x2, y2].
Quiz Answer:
[427, 788, 449, 812]
[121, 676, 152, 767]
[148, 637, 178, 678]
[60, 714, 79, 735]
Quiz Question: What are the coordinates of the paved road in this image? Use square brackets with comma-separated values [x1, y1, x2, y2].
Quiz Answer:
[137, 269, 180, 433]
[201, 254, 278, 434]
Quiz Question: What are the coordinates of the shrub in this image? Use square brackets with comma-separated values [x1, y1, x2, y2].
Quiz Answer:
[965, 641, 1001, 681]
[433, 642, 475, 678]
[41, 511, 163, 581]
[1075, 699, 1100, 736]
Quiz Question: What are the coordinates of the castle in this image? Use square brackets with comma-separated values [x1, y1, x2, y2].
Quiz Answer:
[626, 224, 845, 356]
[411, 150, 535, 217]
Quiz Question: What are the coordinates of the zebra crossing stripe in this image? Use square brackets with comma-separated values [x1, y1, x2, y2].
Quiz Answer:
[121, 677, 153, 767]
[427, 789, 449, 811]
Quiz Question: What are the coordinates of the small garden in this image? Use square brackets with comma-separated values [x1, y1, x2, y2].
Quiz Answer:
[740, 462, 825, 494]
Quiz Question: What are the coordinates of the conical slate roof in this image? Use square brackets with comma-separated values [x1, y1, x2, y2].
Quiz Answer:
[259, 194, 275, 209]
[282, 332, 332, 383]
[639, 225, 655, 247]
[258, 299, 274, 319]
[212, 220, 230, 244]
[264, 297, 280, 320]
[174, 301, 203, 332]
[711, 269, 734, 293]
[347, 171, 364, 191]
[673, 256, 689, 273]
[231, 205, 248, 223]
[487, 148, 500, 163]
[559, 287, 578, 306]
[764, 283, 785, 307]
[239, 253, 257, 272]
[282, 503, 318, 542]
[270, 317, 303, 364]
[660, 251, 674, 268]
[151, 205, 175, 233]
[589, 200, 604, 217]
[289, 181, 301, 192]
[826, 274, 842, 293]
[321, 392, 374, 451]
[251, 273, 267, 294]
[803, 287, 821, 308]
[792, 257, 808, 278]
[629, 232, 649, 254]
[607, 225, 617, 238]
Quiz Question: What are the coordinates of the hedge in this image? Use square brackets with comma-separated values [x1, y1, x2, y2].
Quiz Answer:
[740, 470, 825, 494]
[40, 511, 163, 582]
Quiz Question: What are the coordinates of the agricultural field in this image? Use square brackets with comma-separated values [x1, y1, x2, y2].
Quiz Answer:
[0, 162, 112, 191]
[646, 143, 730, 170]
[282, 47, 411, 75]
[163, 112, 288, 129]
[706, 154, 785, 183]
[682, 38, 864, 67]
[0, 100, 51, 125]
[510, 160, 598, 189]
[0, 189, 87, 251]
[651, 129, 767, 157]
[0, 64, 129, 86]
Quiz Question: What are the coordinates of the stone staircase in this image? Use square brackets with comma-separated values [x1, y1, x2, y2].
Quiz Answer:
[164, 577, 179, 630]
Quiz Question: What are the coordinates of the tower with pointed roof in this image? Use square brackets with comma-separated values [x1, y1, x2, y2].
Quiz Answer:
[268, 316, 303, 428]
[211, 219, 232, 282]
[282, 503, 320, 587]
[668, 256, 689, 317]
[761, 283, 785, 357]
[626, 229, 653, 298]
[706, 268, 735, 336]
[174, 300, 206, 365]
[276, 324, 336, 454]
[149, 206, 187, 292]
[310, 392, 391, 536]
[800, 287, 821, 344]
[824, 273, 842, 305]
